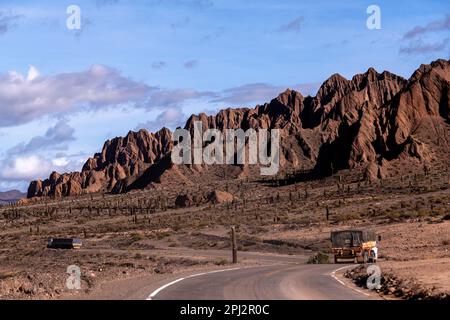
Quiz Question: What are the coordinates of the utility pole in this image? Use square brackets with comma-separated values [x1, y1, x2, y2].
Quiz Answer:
[231, 226, 237, 264]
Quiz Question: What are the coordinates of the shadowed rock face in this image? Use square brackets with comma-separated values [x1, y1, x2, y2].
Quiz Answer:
[27, 59, 450, 198]
[27, 128, 173, 198]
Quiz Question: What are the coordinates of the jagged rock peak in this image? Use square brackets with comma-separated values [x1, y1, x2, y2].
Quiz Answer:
[26, 59, 450, 199]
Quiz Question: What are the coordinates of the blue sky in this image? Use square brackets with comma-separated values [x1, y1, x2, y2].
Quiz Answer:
[0, 0, 449, 191]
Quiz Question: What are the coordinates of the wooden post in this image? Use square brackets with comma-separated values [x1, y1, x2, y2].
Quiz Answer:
[231, 226, 237, 264]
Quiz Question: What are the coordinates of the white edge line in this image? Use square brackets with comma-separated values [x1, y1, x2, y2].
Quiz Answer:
[330, 265, 371, 297]
[146, 267, 242, 300]
[146, 277, 186, 300]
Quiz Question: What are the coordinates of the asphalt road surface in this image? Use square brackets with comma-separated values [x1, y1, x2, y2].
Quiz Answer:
[149, 263, 379, 300]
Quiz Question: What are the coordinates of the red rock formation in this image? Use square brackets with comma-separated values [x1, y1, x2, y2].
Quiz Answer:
[27, 128, 173, 198]
[27, 59, 450, 198]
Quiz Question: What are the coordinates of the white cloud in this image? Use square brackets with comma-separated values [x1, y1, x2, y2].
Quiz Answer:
[211, 83, 319, 105]
[0, 153, 79, 184]
[26, 65, 40, 81]
[6, 120, 76, 155]
[0, 64, 152, 127]
[135, 107, 186, 132]
[0, 155, 50, 180]
[0, 120, 82, 184]
[0, 64, 223, 128]
[147, 88, 216, 108]
[403, 14, 450, 39]
[162, 108, 183, 122]
[52, 157, 69, 167]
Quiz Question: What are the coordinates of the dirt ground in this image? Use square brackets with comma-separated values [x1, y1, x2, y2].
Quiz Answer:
[0, 166, 449, 299]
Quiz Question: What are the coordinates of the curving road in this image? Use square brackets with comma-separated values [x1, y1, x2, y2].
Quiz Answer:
[148, 263, 379, 300]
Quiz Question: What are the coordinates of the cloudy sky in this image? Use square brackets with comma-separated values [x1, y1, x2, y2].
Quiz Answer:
[0, 0, 449, 192]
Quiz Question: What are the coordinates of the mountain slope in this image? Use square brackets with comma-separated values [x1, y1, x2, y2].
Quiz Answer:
[0, 190, 26, 204]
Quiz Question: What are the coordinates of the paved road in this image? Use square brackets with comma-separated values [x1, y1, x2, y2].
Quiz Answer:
[150, 263, 378, 300]
[72, 249, 378, 300]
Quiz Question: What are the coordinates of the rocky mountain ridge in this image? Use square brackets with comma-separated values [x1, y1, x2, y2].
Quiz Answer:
[27, 59, 450, 199]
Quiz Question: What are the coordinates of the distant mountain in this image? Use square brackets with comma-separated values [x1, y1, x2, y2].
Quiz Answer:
[27, 59, 450, 199]
[0, 190, 26, 204]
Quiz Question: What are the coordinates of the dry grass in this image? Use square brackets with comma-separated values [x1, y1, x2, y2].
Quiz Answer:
[0, 166, 449, 299]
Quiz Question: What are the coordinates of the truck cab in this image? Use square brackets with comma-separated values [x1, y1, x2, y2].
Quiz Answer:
[331, 230, 379, 264]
